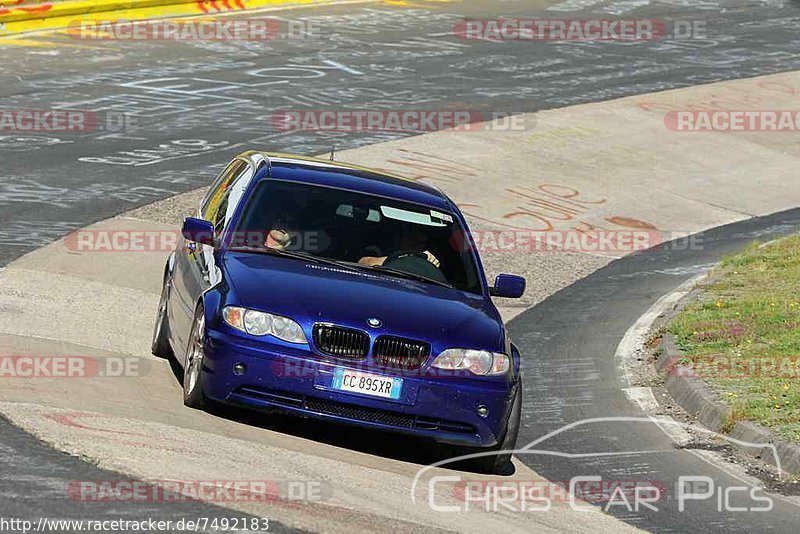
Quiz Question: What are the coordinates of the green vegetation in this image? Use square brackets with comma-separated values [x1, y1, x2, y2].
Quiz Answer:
[667, 235, 800, 442]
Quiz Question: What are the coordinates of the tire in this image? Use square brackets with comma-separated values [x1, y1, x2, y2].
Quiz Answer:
[151, 271, 174, 359]
[183, 305, 208, 410]
[458, 384, 522, 475]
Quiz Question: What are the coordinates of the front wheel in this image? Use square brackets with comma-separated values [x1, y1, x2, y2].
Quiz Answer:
[151, 271, 174, 359]
[456, 385, 522, 475]
[183, 305, 208, 410]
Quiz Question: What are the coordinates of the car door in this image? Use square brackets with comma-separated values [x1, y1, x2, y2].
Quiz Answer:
[169, 158, 252, 359]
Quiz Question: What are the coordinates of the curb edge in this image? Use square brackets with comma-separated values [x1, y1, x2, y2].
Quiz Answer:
[660, 330, 800, 475]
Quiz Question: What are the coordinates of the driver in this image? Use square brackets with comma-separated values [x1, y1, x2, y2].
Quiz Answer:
[358, 226, 441, 268]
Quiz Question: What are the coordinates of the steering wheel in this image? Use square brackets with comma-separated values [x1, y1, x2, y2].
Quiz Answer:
[383, 250, 429, 265]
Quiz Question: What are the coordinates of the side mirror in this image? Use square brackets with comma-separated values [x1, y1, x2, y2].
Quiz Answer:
[182, 217, 215, 246]
[490, 274, 526, 298]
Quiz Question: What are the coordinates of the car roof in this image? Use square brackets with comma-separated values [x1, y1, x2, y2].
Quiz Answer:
[247, 151, 453, 211]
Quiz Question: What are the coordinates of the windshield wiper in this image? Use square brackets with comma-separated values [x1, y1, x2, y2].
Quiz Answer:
[229, 246, 359, 272]
[360, 264, 453, 289]
[230, 247, 452, 287]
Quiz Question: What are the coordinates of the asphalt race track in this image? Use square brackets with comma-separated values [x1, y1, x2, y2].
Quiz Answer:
[2, 0, 800, 532]
[3, 0, 800, 267]
[510, 208, 800, 532]
[0, 418, 299, 532]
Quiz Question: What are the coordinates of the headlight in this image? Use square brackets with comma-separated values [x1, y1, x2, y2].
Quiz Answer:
[244, 309, 272, 336]
[223, 306, 307, 344]
[431, 348, 510, 376]
[271, 315, 306, 343]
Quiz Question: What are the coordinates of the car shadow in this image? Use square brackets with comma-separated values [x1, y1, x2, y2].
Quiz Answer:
[167, 356, 515, 475]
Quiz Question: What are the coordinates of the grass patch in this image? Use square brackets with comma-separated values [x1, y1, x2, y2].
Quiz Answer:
[667, 235, 800, 442]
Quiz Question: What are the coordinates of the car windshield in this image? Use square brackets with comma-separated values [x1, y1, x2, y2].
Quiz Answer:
[231, 180, 482, 293]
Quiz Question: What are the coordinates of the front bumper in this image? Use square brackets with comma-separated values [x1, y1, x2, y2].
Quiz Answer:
[202, 329, 516, 447]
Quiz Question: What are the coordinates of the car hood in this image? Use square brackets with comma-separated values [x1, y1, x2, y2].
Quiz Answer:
[222, 251, 504, 352]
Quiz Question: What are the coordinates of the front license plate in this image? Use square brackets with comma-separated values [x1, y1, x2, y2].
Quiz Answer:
[331, 367, 403, 400]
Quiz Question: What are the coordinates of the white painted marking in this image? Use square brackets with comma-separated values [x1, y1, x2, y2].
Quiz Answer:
[617, 273, 705, 447]
[608, 263, 716, 279]
[688, 449, 766, 488]
[322, 59, 364, 76]
[615, 270, 800, 500]
[617, 273, 706, 388]
[623, 386, 692, 446]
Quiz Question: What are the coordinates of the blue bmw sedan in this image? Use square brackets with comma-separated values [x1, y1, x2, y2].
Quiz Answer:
[152, 151, 526, 473]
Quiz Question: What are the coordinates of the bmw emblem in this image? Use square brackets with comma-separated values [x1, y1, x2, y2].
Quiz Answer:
[367, 318, 382, 328]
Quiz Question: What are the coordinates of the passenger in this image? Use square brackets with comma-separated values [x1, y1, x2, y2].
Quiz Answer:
[265, 227, 292, 250]
[264, 211, 299, 251]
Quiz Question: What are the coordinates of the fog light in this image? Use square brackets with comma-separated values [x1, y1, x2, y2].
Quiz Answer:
[476, 405, 489, 418]
[233, 362, 247, 376]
